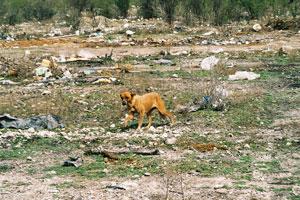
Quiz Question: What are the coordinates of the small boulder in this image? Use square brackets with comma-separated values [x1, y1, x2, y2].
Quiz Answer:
[253, 24, 262, 32]
[165, 137, 177, 145]
[200, 56, 220, 70]
[228, 71, 260, 81]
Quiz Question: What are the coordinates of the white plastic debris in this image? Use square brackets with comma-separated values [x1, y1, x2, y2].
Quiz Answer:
[228, 71, 260, 80]
[126, 30, 135, 36]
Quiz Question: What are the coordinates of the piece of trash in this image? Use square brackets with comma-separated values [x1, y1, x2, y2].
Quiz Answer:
[126, 30, 135, 37]
[201, 56, 220, 70]
[61, 70, 73, 80]
[177, 91, 227, 113]
[154, 59, 173, 65]
[188, 96, 213, 112]
[228, 71, 260, 80]
[0, 114, 64, 130]
[35, 66, 50, 76]
[0, 80, 18, 85]
[202, 31, 215, 36]
[63, 156, 83, 168]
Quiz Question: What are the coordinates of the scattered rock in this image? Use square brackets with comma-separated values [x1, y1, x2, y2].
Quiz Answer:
[26, 156, 33, 161]
[41, 90, 51, 95]
[0, 114, 64, 130]
[165, 137, 177, 145]
[132, 175, 140, 179]
[253, 23, 262, 32]
[144, 172, 151, 176]
[200, 56, 220, 70]
[148, 126, 158, 133]
[228, 71, 260, 80]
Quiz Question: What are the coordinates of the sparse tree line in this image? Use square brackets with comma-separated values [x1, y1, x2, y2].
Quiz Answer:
[0, 0, 299, 26]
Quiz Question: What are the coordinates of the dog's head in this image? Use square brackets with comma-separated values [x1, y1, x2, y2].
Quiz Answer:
[120, 91, 136, 106]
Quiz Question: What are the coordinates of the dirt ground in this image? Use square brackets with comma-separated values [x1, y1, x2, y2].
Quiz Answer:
[0, 19, 299, 200]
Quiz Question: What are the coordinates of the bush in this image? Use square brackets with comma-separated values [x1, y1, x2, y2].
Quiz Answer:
[139, 0, 158, 19]
[159, 0, 179, 24]
[115, 0, 130, 18]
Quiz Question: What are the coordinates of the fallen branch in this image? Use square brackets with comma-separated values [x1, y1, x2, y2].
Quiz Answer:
[85, 148, 160, 160]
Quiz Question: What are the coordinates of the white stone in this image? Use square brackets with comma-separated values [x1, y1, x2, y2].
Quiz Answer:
[253, 23, 262, 32]
[126, 30, 135, 36]
[165, 137, 177, 145]
[200, 56, 220, 70]
[228, 71, 260, 81]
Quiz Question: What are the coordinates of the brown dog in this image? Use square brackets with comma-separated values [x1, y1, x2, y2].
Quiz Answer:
[120, 91, 175, 130]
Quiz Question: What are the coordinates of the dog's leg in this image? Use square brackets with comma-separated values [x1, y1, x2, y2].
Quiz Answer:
[137, 111, 145, 130]
[146, 109, 155, 129]
[124, 112, 134, 127]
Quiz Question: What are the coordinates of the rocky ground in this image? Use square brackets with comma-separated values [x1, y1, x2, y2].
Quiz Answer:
[0, 18, 299, 200]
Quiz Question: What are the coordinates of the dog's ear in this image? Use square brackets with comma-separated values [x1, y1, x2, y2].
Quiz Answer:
[130, 92, 136, 97]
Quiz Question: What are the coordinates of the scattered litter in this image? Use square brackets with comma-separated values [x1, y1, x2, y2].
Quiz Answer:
[48, 28, 63, 37]
[172, 74, 179, 78]
[154, 59, 173, 65]
[126, 30, 135, 37]
[202, 31, 215, 36]
[177, 86, 228, 113]
[92, 77, 119, 84]
[89, 31, 103, 38]
[63, 156, 83, 168]
[200, 56, 220, 70]
[188, 96, 213, 112]
[228, 71, 260, 80]
[35, 66, 52, 78]
[0, 114, 64, 130]
[61, 70, 73, 80]
[0, 80, 18, 85]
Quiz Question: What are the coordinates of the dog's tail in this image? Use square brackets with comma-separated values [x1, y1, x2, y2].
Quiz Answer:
[155, 94, 176, 124]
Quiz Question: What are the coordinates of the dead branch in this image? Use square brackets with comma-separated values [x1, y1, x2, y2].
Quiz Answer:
[85, 148, 160, 159]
